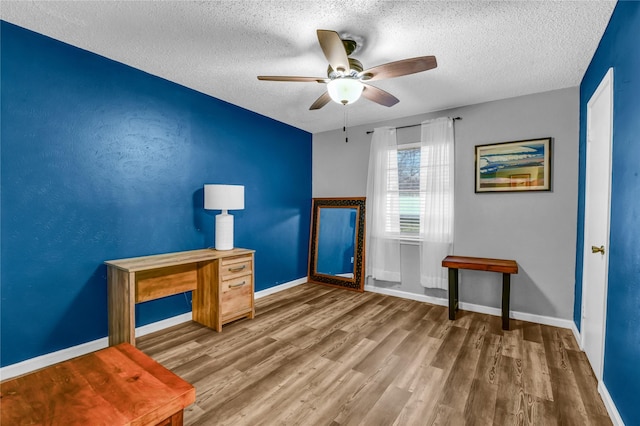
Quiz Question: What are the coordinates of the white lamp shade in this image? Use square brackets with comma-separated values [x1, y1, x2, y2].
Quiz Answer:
[204, 184, 244, 211]
[327, 78, 364, 105]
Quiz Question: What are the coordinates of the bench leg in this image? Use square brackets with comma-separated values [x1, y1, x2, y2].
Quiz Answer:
[157, 410, 184, 426]
[502, 273, 511, 330]
[448, 268, 458, 320]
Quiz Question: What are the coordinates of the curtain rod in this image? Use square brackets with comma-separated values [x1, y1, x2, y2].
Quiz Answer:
[365, 117, 461, 134]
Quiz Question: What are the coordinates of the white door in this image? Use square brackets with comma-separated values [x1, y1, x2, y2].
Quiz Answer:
[581, 68, 613, 381]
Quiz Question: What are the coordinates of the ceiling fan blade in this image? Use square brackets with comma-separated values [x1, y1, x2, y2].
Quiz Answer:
[317, 30, 350, 73]
[359, 56, 437, 81]
[258, 76, 327, 83]
[362, 84, 399, 107]
[309, 92, 332, 110]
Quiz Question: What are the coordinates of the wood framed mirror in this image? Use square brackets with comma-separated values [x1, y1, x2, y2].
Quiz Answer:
[308, 197, 366, 292]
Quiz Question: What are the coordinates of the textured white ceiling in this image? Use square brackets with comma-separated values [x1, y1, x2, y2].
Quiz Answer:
[1, 1, 615, 134]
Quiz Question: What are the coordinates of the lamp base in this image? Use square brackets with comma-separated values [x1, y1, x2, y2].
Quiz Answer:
[215, 212, 234, 251]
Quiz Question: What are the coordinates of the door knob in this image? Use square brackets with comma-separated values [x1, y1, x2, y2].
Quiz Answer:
[591, 245, 605, 254]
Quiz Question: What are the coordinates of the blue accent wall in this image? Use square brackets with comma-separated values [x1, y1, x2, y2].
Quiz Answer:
[574, 2, 640, 424]
[0, 21, 311, 367]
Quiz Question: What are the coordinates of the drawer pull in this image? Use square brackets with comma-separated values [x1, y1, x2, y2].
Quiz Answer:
[229, 281, 246, 288]
[228, 265, 247, 273]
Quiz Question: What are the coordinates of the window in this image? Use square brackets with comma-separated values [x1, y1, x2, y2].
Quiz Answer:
[366, 119, 454, 288]
[386, 142, 425, 240]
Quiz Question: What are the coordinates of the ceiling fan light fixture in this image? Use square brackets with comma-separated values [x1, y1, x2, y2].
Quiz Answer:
[327, 78, 364, 105]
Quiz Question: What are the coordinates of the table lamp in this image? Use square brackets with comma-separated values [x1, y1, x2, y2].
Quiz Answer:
[204, 184, 245, 250]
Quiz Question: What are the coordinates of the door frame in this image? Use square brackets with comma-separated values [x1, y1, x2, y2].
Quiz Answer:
[580, 67, 613, 381]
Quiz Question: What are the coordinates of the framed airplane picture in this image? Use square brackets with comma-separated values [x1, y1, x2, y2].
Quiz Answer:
[475, 137, 552, 193]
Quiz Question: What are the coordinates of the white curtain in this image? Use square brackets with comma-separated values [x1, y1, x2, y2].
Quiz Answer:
[420, 117, 455, 288]
[366, 127, 401, 282]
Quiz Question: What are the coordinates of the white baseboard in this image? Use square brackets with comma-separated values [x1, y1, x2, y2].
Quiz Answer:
[571, 322, 582, 349]
[0, 278, 307, 381]
[364, 284, 448, 307]
[136, 312, 192, 337]
[255, 277, 307, 299]
[364, 285, 575, 330]
[0, 312, 192, 381]
[0, 337, 109, 381]
[599, 381, 625, 426]
[509, 309, 575, 330]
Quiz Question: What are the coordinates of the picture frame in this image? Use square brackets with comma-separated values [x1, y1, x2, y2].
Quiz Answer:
[475, 137, 552, 193]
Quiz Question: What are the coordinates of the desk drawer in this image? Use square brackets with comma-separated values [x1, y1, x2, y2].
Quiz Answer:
[221, 275, 252, 320]
[135, 264, 198, 303]
[220, 255, 253, 280]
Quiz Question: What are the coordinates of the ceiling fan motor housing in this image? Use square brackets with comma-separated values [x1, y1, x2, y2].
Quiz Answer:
[327, 58, 363, 79]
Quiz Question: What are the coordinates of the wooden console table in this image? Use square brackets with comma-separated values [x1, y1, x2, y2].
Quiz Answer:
[105, 248, 255, 346]
[0, 343, 195, 426]
[442, 255, 518, 330]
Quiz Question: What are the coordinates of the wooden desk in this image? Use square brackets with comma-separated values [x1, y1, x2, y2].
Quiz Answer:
[0, 343, 195, 426]
[442, 255, 518, 330]
[105, 248, 255, 346]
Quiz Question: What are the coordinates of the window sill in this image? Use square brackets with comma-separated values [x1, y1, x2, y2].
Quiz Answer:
[381, 234, 422, 245]
[399, 238, 421, 246]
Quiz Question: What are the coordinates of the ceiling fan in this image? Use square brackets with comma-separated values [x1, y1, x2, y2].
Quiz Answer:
[258, 30, 437, 110]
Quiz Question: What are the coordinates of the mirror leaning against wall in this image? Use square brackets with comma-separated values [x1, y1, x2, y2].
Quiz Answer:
[308, 197, 366, 292]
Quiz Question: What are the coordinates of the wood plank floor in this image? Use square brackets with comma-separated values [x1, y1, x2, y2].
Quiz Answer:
[137, 283, 612, 426]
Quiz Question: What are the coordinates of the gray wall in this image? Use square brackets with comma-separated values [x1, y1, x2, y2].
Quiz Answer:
[313, 87, 579, 320]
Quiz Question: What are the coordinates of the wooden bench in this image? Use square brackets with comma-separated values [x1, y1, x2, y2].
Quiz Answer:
[1, 343, 195, 426]
[442, 255, 518, 330]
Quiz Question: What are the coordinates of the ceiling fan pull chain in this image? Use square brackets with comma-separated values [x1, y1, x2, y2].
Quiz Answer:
[344, 108, 349, 143]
